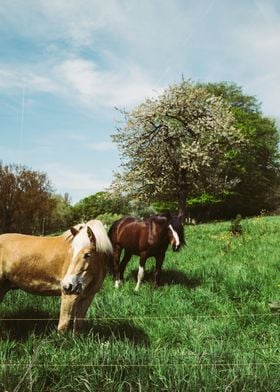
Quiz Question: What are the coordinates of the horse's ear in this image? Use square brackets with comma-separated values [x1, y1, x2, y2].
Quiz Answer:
[87, 226, 96, 246]
[70, 227, 79, 237]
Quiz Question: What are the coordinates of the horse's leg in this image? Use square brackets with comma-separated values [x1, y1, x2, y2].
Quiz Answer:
[114, 245, 122, 288]
[57, 293, 79, 332]
[73, 292, 95, 334]
[154, 252, 165, 287]
[0, 280, 12, 302]
[135, 256, 147, 291]
[119, 251, 132, 282]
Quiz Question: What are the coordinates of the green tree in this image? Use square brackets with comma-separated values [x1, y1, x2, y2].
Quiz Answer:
[47, 193, 74, 234]
[111, 80, 243, 221]
[0, 163, 56, 234]
[203, 82, 280, 216]
[72, 191, 130, 223]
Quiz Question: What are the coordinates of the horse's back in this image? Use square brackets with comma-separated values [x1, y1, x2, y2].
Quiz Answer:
[0, 233, 68, 255]
[108, 216, 136, 241]
[0, 233, 68, 292]
[109, 216, 148, 254]
[0, 233, 35, 263]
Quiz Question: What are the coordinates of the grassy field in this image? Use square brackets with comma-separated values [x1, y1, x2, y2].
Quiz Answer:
[0, 216, 279, 391]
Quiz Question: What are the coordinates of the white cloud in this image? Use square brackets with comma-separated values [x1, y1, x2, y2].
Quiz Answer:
[0, 64, 59, 94]
[0, 0, 126, 46]
[0, 56, 163, 110]
[43, 163, 109, 193]
[54, 57, 163, 108]
[0, 68, 18, 88]
[27, 74, 59, 93]
[88, 141, 116, 151]
[233, 3, 280, 116]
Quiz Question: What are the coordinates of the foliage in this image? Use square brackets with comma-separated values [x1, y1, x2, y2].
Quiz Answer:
[0, 163, 56, 234]
[95, 213, 123, 228]
[111, 80, 243, 220]
[46, 193, 74, 234]
[0, 216, 279, 390]
[127, 199, 157, 218]
[72, 191, 130, 223]
[202, 82, 280, 217]
[151, 200, 178, 213]
[71, 192, 159, 223]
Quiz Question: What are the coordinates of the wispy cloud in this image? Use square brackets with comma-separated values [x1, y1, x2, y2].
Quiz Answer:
[43, 163, 109, 192]
[0, 64, 59, 93]
[55, 57, 163, 108]
[0, 0, 125, 46]
[87, 141, 116, 151]
[0, 57, 163, 109]
[233, 2, 280, 115]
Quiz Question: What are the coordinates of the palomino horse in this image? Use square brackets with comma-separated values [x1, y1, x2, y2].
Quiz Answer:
[108, 214, 185, 290]
[0, 220, 112, 333]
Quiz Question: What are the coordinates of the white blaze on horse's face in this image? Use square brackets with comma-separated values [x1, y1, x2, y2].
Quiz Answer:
[72, 228, 91, 259]
[61, 226, 96, 295]
[168, 224, 180, 251]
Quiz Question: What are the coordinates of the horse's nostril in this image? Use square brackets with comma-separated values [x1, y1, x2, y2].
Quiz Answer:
[62, 282, 83, 295]
[63, 283, 73, 294]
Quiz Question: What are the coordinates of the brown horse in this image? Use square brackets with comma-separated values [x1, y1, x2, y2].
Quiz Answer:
[108, 214, 185, 290]
[0, 220, 112, 333]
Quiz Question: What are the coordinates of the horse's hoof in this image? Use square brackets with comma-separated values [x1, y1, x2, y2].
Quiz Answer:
[114, 280, 122, 288]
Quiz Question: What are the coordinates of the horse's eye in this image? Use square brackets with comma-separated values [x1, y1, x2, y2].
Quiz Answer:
[84, 252, 92, 259]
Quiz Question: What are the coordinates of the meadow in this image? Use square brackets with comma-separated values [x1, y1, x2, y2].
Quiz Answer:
[0, 216, 279, 391]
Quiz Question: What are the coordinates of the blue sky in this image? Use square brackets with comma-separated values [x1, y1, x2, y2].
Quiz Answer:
[0, 0, 279, 203]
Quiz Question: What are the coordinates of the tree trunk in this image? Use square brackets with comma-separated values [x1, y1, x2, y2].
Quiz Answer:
[178, 190, 187, 224]
[177, 167, 187, 224]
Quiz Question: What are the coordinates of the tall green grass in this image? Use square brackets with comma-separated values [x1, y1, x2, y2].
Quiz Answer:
[0, 216, 279, 391]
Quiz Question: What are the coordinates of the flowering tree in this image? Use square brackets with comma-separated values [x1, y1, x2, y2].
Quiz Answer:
[111, 81, 243, 221]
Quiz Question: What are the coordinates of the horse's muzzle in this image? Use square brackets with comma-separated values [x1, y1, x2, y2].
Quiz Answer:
[61, 274, 84, 295]
[62, 282, 82, 295]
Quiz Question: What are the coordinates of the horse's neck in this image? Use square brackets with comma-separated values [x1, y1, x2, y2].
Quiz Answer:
[148, 219, 168, 245]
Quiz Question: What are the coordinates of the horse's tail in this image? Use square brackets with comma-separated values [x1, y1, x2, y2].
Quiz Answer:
[107, 219, 121, 275]
[107, 216, 133, 275]
[107, 217, 124, 242]
[107, 223, 115, 242]
[107, 226, 113, 275]
[106, 252, 114, 275]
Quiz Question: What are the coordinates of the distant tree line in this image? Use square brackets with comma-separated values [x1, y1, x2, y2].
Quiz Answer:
[1, 81, 279, 234]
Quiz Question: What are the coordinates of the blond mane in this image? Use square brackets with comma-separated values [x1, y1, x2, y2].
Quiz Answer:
[86, 219, 113, 255]
[62, 220, 112, 255]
